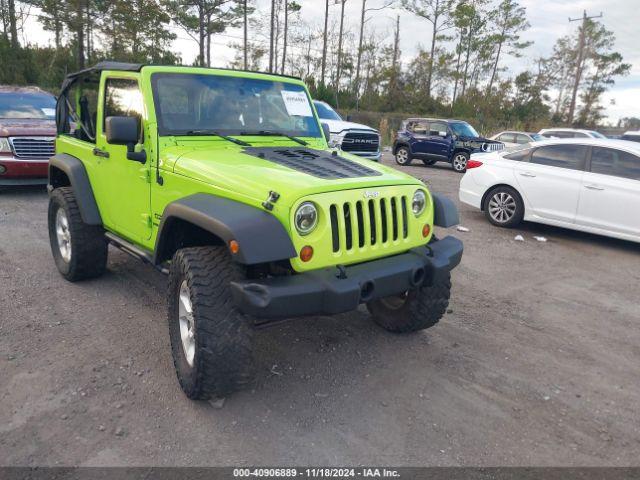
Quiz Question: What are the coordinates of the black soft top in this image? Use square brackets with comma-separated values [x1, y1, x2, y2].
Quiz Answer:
[59, 61, 143, 95]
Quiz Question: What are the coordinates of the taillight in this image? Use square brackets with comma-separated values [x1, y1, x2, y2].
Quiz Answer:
[467, 159, 483, 169]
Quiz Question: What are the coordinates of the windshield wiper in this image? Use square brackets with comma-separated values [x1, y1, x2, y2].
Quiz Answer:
[184, 130, 251, 146]
[240, 130, 308, 146]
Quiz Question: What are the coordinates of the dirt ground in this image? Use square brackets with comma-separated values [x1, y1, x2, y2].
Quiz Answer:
[1, 154, 639, 466]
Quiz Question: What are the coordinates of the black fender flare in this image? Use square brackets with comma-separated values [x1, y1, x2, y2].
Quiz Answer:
[48, 153, 102, 225]
[154, 194, 297, 265]
[431, 193, 459, 228]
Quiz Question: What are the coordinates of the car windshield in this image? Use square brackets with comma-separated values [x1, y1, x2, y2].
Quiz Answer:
[314, 101, 342, 121]
[0, 91, 56, 119]
[152, 73, 322, 138]
[589, 130, 607, 139]
[530, 133, 545, 141]
[450, 122, 479, 138]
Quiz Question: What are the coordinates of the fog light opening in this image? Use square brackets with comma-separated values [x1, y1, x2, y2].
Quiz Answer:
[411, 268, 425, 286]
[300, 245, 314, 262]
[360, 281, 375, 301]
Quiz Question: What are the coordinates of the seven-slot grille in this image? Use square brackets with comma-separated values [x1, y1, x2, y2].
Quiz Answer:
[9, 137, 55, 159]
[329, 195, 409, 253]
[482, 142, 505, 152]
[340, 132, 380, 153]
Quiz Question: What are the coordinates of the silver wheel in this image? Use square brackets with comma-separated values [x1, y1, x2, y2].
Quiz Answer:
[453, 154, 467, 172]
[396, 148, 409, 165]
[178, 281, 196, 367]
[488, 192, 517, 224]
[55, 208, 72, 263]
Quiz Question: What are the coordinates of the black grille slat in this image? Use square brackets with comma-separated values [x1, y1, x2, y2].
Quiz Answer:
[368, 200, 377, 245]
[401, 196, 408, 238]
[243, 147, 381, 179]
[343, 204, 353, 250]
[356, 202, 365, 248]
[330, 205, 340, 252]
[341, 132, 379, 153]
[391, 197, 399, 241]
[10, 137, 55, 159]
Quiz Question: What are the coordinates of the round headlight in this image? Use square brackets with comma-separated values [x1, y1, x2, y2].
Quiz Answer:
[412, 190, 426, 216]
[295, 202, 318, 235]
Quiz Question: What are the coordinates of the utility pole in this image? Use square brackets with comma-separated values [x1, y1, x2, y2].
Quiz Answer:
[243, 0, 248, 70]
[567, 10, 602, 124]
[320, 0, 329, 86]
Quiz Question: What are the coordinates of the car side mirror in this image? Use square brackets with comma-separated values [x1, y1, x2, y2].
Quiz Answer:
[346, 114, 352, 122]
[105, 116, 146, 163]
[452, 134, 459, 141]
[321, 122, 332, 144]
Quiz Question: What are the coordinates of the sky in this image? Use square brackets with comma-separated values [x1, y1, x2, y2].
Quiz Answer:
[23, 0, 639, 124]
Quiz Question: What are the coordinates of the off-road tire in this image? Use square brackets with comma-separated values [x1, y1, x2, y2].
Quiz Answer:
[452, 151, 469, 173]
[422, 159, 437, 166]
[48, 187, 108, 282]
[167, 246, 253, 400]
[367, 272, 451, 333]
[395, 146, 412, 166]
[483, 185, 525, 228]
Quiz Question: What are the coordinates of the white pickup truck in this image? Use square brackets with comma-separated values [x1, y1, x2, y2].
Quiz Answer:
[313, 100, 381, 162]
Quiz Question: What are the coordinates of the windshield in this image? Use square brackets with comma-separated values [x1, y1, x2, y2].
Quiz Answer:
[450, 122, 479, 138]
[152, 73, 322, 138]
[314, 101, 342, 121]
[0, 91, 56, 119]
[589, 130, 607, 139]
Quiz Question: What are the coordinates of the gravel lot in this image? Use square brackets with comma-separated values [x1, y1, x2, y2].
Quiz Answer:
[1, 153, 639, 466]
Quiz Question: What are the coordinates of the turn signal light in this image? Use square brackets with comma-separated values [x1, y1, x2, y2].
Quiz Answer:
[229, 240, 240, 254]
[300, 245, 314, 262]
[467, 159, 483, 169]
[422, 224, 431, 238]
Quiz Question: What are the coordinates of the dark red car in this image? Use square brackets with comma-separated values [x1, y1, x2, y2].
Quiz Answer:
[0, 86, 56, 186]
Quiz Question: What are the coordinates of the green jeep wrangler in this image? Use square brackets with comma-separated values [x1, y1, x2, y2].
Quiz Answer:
[48, 62, 463, 400]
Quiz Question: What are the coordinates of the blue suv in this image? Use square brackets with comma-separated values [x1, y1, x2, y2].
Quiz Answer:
[393, 118, 504, 173]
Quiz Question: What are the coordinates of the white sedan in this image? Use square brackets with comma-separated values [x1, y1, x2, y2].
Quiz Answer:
[490, 131, 545, 147]
[459, 139, 640, 243]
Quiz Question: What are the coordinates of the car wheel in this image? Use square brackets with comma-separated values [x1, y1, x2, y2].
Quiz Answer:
[395, 147, 412, 166]
[483, 186, 525, 228]
[422, 159, 437, 166]
[367, 272, 451, 333]
[48, 187, 108, 282]
[168, 246, 253, 400]
[452, 152, 469, 173]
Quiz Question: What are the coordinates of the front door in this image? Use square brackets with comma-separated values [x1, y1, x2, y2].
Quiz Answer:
[423, 121, 452, 160]
[513, 144, 588, 223]
[406, 119, 430, 156]
[576, 146, 640, 238]
[95, 76, 151, 243]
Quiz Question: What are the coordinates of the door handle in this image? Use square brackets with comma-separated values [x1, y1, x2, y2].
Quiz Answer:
[93, 148, 110, 158]
[519, 172, 536, 178]
[585, 184, 604, 191]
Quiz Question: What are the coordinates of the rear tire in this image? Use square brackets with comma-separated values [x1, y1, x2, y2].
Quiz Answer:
[395, 146, 412, 166]
[167, 246, 253, 400]
[367, 272, 451, 333]
[48, 187, 108, 282]
[483, 186, 524, 228]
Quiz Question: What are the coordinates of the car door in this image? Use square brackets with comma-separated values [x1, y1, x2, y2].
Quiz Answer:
[406, 120, 430, 155]
[94, 76, 152, 243]
[423, 121, 451, 159]
[513, 144, 588, 223]
[576, 146, 640, 238]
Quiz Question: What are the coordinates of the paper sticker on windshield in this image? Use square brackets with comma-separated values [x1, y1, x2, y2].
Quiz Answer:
[281, 90, 312, 117]
[42, 108, 55, 116]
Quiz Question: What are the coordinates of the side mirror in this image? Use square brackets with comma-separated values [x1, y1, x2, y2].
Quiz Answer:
[346, 114, 352, 122]
[321, 122, 332, 145]
[105, 116, 146, 163]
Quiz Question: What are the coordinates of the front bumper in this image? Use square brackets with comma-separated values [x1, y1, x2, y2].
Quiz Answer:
[350, 151, 381, 161]
[0, 157, 48, 185]
[231, 235, 463, 321]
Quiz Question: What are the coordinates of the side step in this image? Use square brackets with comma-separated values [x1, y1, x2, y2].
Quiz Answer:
[104, 232, 169, 275]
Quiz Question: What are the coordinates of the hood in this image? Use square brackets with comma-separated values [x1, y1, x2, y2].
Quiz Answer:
[321, 118, 378, 135]
[0, 119, 56, 137]
[164, 142, 419, 208]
